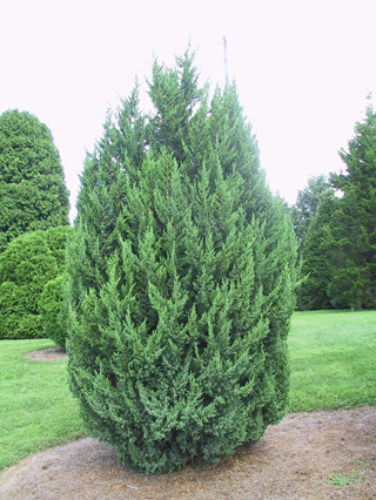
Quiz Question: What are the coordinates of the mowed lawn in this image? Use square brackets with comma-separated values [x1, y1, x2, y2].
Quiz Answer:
[1, 310, 375, 471]
[288, 310, 376, 411]
[0, 339, 84, 471]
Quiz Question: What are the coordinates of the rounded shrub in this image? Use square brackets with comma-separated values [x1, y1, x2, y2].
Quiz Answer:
[0, 226, 70, 339]
[39, 275, 66, 348]
[66, 53, 297, 473]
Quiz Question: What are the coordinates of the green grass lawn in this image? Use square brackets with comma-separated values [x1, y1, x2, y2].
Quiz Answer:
[288, 310, 376, 412]
[1, 310, 375, 471]
[0, 339, 84, 471]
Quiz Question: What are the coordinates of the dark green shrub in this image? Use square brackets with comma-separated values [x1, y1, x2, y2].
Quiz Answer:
[0, 226, 70, 339]
[66, 53, 297, 473]
[39, 275, 66, 348]
[0, 110, 69, 253]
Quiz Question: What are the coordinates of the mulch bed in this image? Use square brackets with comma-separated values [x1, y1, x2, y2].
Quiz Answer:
[1, 406, 375, 499]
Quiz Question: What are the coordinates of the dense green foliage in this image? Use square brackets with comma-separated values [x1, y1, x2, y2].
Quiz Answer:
[0, 226, 70, 339]
[297, 192, 338, 309]
[3, 310, 376, 471]
[328, 107, 376, 309]
[66, 53, 297, 473]
[294, 106, 376, 310]
[0, 110, 69, 253]
[291, 175, 332, 247]
[39, 275, 66, 348]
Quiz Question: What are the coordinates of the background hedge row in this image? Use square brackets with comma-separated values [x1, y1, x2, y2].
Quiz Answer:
[0, 226, 70, 341]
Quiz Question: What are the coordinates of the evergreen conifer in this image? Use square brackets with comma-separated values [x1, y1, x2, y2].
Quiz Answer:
[291, 175, 331, 248]
[0, 110, 69, 252]
[297, 192, 337, 309]
[66, 53, 297, 473]
[328, 106, 376, 309]
[0, 226, 69, 339]
[39, 275, 66, 347]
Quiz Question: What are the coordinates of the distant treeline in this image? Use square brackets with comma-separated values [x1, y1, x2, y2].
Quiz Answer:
[292, 107, 376, 310]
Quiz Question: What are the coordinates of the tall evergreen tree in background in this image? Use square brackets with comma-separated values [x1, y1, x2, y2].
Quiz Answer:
[0, 110, 69, 252]
[292, 176, 336, 309]
[294, 106, 376, 310]
[297, 191, 337, 309]
[66, 53, 297, 473]
[291, 175, 332, 248]
[328, 106, 376, 309]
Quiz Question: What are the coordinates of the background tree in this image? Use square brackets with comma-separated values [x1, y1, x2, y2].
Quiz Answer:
[296, 191, 338, 309]
[291, 175, 332, 247]
[0, 110, 69, 252]
[328, 106, 376, 309]
[66, 52, 297, 473]
[294, 106, 376, 310]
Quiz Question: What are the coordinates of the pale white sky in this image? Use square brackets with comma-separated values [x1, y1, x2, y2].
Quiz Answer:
[1, 0, 376, 221]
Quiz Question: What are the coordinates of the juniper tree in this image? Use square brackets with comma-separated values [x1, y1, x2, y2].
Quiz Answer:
[0, 110, 69, 252]
[66, 53, 297, 473]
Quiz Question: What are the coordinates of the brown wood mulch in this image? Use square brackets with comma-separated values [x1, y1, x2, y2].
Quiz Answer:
[1, 406, 375, 499]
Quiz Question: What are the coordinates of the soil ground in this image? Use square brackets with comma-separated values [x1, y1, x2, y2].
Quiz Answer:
[1, 349, 375, 499]
[24, 347, 68, 362]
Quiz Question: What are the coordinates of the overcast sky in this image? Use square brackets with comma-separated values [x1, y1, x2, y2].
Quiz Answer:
[1, 0, 376, 221]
